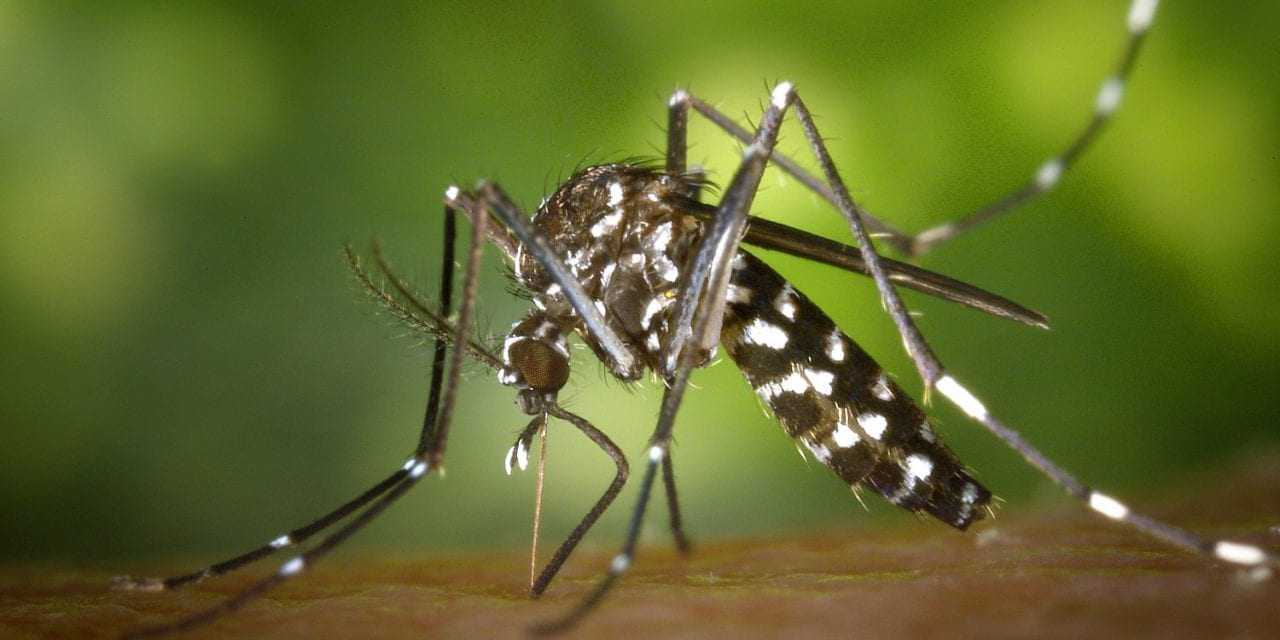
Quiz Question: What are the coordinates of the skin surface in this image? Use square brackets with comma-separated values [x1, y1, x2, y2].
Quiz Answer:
[4, 455, 1277, 640]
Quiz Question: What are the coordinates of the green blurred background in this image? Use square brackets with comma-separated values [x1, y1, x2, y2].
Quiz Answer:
[3, 1, 1277, 567]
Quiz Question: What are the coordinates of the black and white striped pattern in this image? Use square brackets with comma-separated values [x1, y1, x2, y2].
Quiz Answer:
[721, 251, 991, 529]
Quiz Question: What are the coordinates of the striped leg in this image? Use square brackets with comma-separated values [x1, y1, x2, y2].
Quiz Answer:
[906, 0, 1160, 255]
[933, 374, 1277, 570]
[119, 192, 488, 638]
[670, 0, 1162, 257]
[112, 202, 465, 595]
[781, 77, 1279, 574]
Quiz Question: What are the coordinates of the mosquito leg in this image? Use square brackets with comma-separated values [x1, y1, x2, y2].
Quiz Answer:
[666, 89, 689, 174]
[784, 88, 945, 388]
[784, 85, 1276, 572]
[664, 82, 794, 374]
[661, 452, 692, 555]
[666, 90, 709, 203]
[417, 200, 457, 452]
[529, 404, 629, 598]
[121, 195, 488, 638]
[532, 444, 660, 636]
[122, 470, 423, 640]
[390, 188, 645, 600]
[931, 374, 1278, 569]
[906, 0, 1160, 255]
[412, 192, 486, 468]
[114, 204, 464, 594]
[681, 199, 1051, 329]
[679, 91, 908, 245]
[656, 91, 702, 556]
[681, 0, 1160, 256]
[112, 470, 409, 593]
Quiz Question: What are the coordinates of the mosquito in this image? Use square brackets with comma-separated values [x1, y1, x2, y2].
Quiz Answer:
[115, 0, 1276, 636]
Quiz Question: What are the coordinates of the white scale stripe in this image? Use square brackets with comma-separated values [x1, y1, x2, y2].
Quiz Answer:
[804, 439, 833, 463]
[803, 367, 835, 396]
[857, 412, 888, 440]
[771, 81, 794, 109]
[516, 439, 530, 471]
[1095, 77, 1124, 115]
[905, 454, 934, 481]
[1035, 158, 1063, 191]
[743, 318, 789, 349]
[1088, 492, 1130, 520]
[832, 421, 860, 448]
[936, 375, 988, 420]
[279, 557, 305, 576]
[1128, 0, 1159, 34]
[726, 283, 752, 304]
[1214, 541, 1266, 565]
[779, 371, 809, 394]
[825, 330, 845, 362]
[610, 554, 631, 573]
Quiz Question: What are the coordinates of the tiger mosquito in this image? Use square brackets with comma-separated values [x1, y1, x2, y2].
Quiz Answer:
[116, 0, 1276, 636]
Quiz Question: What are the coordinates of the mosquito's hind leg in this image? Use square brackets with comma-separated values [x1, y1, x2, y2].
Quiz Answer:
[780, 74, 1278, 578]
[660, 452, 692, 554]
[678, 0, 1160, 256]
[904, 0, 1160, 255]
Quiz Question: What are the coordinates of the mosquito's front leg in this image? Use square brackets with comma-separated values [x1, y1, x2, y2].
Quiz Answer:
[119, 194, 489, 639]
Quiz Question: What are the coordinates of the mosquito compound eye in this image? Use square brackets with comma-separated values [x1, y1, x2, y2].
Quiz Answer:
[508, 338, 570, 394]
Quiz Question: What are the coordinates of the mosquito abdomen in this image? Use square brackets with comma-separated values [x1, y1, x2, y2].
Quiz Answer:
[721, 250, 992, 529]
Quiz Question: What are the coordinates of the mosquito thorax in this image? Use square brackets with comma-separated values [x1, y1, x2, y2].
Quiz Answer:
[509, 164, 705, 379]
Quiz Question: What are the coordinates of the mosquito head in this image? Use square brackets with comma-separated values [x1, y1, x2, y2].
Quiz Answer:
[507, 340, 571, 415]
[500, 314, 572, 415]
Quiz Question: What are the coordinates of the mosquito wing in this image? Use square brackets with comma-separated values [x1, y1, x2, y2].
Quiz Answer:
[683, 201, 1049, 329]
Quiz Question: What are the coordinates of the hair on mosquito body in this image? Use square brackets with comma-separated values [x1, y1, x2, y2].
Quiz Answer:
[114, 1, 1277, 637]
